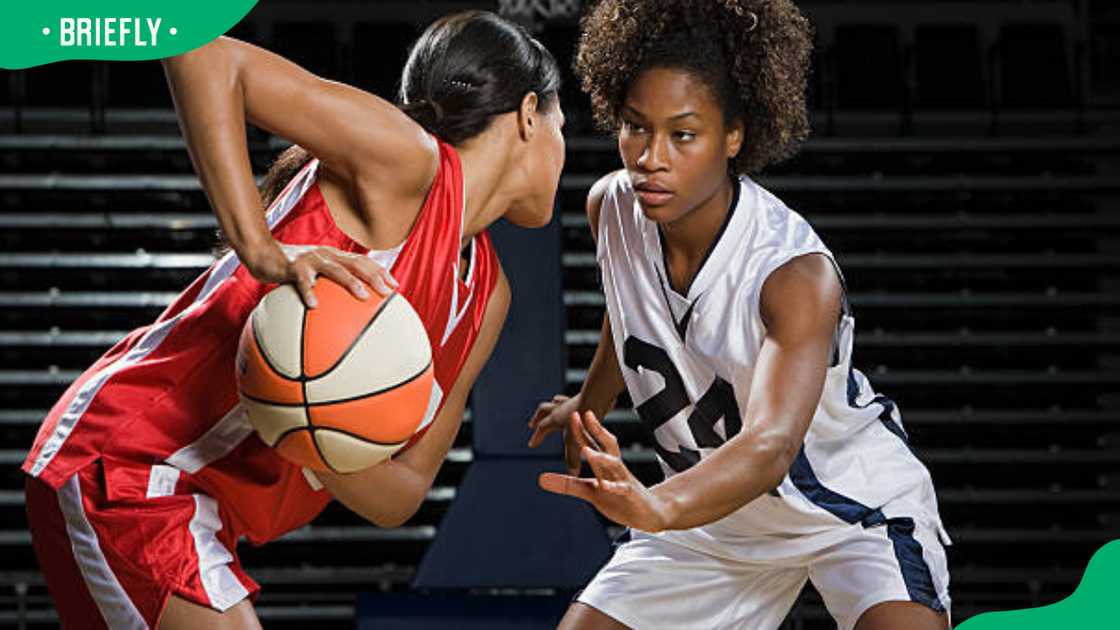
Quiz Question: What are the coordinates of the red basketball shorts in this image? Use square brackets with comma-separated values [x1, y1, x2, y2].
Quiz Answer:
[24, 457, 258, 628]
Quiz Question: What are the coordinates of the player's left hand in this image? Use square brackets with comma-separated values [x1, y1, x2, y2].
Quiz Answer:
[539, 411, 674, 533]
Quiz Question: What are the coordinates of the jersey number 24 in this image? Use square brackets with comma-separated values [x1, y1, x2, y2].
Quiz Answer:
[624, 336, 742, 473]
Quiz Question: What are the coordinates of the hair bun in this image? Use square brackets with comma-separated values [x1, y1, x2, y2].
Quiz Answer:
[401, 98, 445, 131]
[398, 11, 561, 144]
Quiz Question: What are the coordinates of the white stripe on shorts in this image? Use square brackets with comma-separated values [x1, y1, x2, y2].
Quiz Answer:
[188, 494, 250, 611]
[145, 465, 181, 499]
[57, 475, 147, 629]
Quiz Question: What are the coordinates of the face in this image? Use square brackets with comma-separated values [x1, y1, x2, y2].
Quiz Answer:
[505, 95, 566, 228]
[618, 67, 743, 225]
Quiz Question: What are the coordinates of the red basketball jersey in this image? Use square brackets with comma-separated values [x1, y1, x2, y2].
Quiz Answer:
[23, 138, 500, 543]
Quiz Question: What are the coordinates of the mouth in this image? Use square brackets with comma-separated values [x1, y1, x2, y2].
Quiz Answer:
[633, 181, 674, 207]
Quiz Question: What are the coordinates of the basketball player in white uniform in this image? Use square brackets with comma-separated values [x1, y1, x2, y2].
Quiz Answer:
[528, 1, 951, 628]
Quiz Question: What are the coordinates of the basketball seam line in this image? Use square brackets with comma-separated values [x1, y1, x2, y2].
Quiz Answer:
[301, 301, 338, 473]
[251, 308, 298, 381]
[249, 291, 403, 384]
[248, 291, 426, 472]
[305, 291, 400, 381]
[272, 425, 409, 450]
[239, 359, 433, 409]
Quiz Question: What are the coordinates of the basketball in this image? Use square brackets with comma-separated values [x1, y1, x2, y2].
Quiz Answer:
[235, 278, 434, 473]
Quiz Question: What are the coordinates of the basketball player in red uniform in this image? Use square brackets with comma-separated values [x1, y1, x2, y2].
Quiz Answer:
[22, 11, 565, 629]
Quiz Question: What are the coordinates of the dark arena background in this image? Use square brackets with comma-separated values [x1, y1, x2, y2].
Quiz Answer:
[2, 0, 1119, 627]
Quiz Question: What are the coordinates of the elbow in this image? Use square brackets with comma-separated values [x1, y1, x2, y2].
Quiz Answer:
[368, 510, 411, 529]
[161, 39, 239, 98]
[749, 430, 800, 490]
[363, 492, 424, 529]
[163, 37, 223, 68]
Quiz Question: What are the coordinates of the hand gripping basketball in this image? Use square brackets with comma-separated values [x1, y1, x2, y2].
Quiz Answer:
[251, 242, 398, 308]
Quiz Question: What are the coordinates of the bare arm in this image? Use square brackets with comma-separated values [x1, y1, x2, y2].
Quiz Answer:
[528, 172, 627, 472]
[577, 314, 627, 422]
[647, 254, 842, 528]
[162, 37, 433, 299]
[541, 254, 843, 532]
[577, 171, 628, 419]
[316, 269, 511, 527]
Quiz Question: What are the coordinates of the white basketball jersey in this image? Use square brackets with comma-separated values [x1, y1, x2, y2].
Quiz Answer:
[596, 171, 949, 557]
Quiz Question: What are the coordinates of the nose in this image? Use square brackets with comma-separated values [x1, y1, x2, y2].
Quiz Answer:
[636, 133, 669, 172]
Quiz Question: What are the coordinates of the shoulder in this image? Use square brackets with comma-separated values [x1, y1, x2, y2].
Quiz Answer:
[759, 253, 843, 335]
[354, 129, 439, 210]
[747, 177, 821, 244]
[740, 179, 833, 289]
[361, 109, 440, 189]
[403, 131, 441, 195]
[586, 169, 626, 242]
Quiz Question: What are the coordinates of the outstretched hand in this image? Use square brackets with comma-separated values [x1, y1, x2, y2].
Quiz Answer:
[527, 394, 595, 475]
[539, 411, 674, 533]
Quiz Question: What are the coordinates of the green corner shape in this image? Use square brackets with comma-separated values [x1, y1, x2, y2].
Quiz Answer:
[0, 1, 258, 70]
[957, 539, 1120, 629]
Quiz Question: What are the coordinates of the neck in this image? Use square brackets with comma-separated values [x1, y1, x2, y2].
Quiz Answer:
[660, 177, 735, 269]
[455, 129, 516, 250]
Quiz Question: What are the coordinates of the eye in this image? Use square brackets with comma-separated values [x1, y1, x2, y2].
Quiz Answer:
[674, 130, 696, 141]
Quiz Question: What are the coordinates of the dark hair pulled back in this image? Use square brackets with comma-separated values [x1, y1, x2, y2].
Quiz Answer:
[254, 10, 559, 222]
[398, 10, 561, 145]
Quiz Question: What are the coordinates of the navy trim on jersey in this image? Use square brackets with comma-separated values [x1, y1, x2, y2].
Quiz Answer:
[614, 528, 633, 547]
[789, 446, 876, 525]
[653, 177, 740, 341]
[846, 367, 911, 443]
[820, 256, 850, 367]
[654, 267, 697, 341]
[877, 403, 911, 444]
[789, 446, 945, 613]
[821, 255, 852, 318]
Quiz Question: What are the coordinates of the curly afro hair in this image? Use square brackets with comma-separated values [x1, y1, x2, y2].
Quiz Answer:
[574, 0, 814, 174]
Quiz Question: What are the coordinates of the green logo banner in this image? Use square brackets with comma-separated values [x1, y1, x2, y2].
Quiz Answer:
[958, 540, 1120, 629]
[0, 1, 258, 70]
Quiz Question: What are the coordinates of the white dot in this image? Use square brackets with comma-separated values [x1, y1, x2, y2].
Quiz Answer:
[169, 27, 178, 36]
[42, 27, 50, 35]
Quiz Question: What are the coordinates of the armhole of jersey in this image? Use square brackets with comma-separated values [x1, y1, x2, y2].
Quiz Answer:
[456, 150, 467, 256]
[820, 255, 853, 367]
[429, 137, 465, 246]
[265, 158, 321, 229]
[383, 137, 448, 272]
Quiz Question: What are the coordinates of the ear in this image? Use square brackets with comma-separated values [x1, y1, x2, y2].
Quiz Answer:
[726, 118, 744, 160]
[516, 91, 539, 142]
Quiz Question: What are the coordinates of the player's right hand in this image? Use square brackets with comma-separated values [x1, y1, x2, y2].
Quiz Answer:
[528, 394, 591, 475]
[249, 242, 398, 308]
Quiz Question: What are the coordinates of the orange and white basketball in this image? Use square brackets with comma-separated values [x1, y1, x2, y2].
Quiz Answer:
[235, 279, 434, 473]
